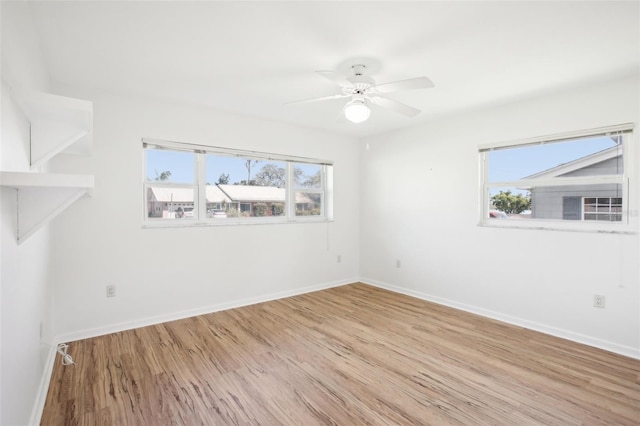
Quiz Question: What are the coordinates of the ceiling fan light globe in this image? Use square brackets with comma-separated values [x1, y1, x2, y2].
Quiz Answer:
[344, 101, 371, 123]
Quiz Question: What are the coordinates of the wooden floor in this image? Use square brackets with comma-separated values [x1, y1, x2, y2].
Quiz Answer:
[42, 283, 640, 425]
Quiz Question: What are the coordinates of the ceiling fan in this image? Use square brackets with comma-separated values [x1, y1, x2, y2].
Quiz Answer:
[288, 64, 434, 123]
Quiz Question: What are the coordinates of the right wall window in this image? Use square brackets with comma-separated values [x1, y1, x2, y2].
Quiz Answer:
[479, 125, 634, 231]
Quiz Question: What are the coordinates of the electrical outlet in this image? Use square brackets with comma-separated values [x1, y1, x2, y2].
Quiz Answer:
[106, 285, 116, 298]
[396, 259, 401, 268]
[337, 255, 342, 263]
[593, 294, 605, 308]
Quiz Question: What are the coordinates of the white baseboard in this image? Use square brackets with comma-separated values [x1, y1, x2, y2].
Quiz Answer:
[29, 344, 57, 426]
[55, 278, 356, 344]
[361, 277, 640, 360]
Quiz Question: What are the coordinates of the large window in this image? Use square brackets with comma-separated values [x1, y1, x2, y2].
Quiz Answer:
[479, 125, 634, 231]
[143, 139, 333, 225]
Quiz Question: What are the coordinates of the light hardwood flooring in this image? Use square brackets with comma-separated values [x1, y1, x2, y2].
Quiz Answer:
[41, 283, 640, 425]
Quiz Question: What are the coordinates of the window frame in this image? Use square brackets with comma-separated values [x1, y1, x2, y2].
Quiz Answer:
[142, 138, 334, 227]
[478, 124, 635, 233]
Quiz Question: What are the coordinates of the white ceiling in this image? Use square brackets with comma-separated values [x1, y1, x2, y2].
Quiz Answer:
[27, 1, 640, 137]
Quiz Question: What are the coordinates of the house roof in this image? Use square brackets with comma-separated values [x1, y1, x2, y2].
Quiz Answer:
[217, 184, 284, 202]
[147, 187, 194, 203]
[206, 186, 231, 203]
[524, 146, 621, 179]
[217, 185, 314, 204]
[149, 185, 314, 204]
[147, 186, 231, 203]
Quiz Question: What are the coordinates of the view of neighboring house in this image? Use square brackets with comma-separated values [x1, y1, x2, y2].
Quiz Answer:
[526, 146, 623, 221]
[147, 187, 204, 218]
[147, 184, 316, 218]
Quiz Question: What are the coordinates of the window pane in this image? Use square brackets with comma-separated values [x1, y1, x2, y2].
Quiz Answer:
[145, 149, 195, 184]
[295, 192, 322, 216]
[488, 135, 622, 182]
[205, 154, 286, 218]
[146, 186, 196, 219]
[294, 163, 322, 189]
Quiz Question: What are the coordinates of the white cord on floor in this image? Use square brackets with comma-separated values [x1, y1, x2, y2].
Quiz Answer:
[56, 343, 75, 366]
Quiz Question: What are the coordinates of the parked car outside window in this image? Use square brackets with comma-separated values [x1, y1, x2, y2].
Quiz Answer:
[489, 210, 509, 219]
[207, 209, 227, 218]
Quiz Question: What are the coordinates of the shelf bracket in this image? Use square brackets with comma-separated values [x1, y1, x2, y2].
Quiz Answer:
[1, 172, 94, 244]
[16, 186, 90, 243]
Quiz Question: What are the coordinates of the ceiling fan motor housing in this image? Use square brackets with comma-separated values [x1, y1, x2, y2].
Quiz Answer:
[347, 64, 375, 92]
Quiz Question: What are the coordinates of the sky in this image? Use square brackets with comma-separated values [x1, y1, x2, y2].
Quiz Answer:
[146, 150, 320, 185]
[488, 135, 619, 182]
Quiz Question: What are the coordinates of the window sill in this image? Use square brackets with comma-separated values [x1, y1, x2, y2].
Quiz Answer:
[478, 219, 637, 235]
[142, 216, 331, 229]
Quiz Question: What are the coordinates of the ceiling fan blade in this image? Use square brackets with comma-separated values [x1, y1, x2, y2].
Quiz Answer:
[285, 93, 350, 106]
[315, 70, 353, 88]
[374, 76, 434, 94]
[370, 96, 421, 117]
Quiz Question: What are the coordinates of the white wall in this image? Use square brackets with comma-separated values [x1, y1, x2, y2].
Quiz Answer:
[48, 88, 360, 341]
[1, 2, 55, 425]
[360, 73, 640, 358]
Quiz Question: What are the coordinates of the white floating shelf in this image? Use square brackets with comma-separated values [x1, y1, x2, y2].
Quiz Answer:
[0, 171, 94, 188]
[14, 90, 93, 168]
[0, 172, 94, 243]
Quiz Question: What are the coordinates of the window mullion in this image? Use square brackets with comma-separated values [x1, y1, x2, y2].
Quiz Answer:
[196, 152, 206, 220]
[325, 165, 333, 220]
[479, 152, 489, 221]
[286, 163, 294, 220]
